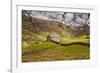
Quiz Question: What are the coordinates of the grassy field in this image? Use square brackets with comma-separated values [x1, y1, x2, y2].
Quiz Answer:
[22, 41, 90, 62]
[22, 16, 90, 62]
[61, 35, 89, 44]
[22, 42, 57, 53]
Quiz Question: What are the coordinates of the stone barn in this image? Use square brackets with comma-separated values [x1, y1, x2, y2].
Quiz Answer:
[47, 34, 61, 42]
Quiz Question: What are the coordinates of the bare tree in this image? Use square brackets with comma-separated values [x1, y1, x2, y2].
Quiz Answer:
[22, 10, 90, 36]
[55, 12, 67, 24]
[82, 14, 90, 35]
[67, 13, 90, 36]
[22, 10, 38, 32]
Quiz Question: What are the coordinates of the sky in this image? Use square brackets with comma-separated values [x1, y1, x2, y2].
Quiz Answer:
[22, 10, 90, 26]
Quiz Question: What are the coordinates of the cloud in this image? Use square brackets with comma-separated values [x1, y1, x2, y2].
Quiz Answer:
[24, 10, 89, 26]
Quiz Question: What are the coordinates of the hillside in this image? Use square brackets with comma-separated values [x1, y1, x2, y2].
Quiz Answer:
[22, 11, 90, 62]
[22, 15, 90, 62]
[22, 16, 69, 33]
[22, 16, 71, 43]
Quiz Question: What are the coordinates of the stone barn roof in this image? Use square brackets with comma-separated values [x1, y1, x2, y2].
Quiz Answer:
[47, 34, 61, 38]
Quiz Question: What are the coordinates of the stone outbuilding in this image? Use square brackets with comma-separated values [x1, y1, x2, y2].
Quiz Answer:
[47, 34, 61, 42]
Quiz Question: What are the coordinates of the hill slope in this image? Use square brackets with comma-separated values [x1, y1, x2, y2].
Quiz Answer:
[22, 16, 70, 43]
[22, 16, 69, 33]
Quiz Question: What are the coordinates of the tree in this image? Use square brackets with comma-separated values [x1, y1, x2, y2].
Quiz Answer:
[22, 10, 90, 36]
[70, 13, 90, 36]
[22, 10, 38, 32]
